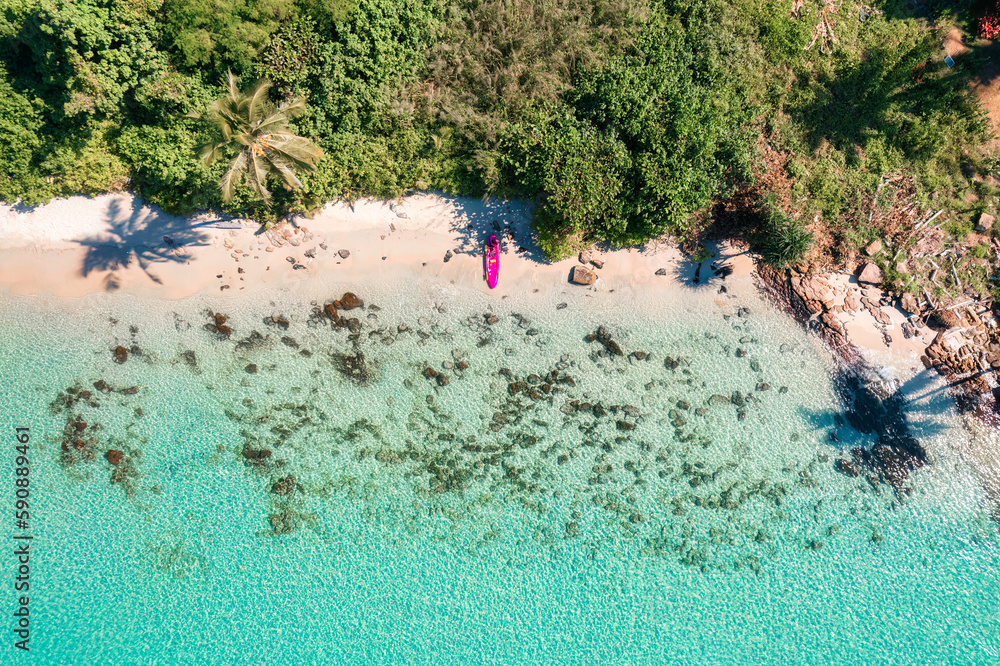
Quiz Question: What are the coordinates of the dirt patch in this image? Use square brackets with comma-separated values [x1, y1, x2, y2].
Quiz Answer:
[943, 26, 970, 59]
[967, 29, 1000, 151]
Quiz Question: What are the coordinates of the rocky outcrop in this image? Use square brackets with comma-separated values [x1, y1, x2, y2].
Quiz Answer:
[570, 265, 597, 285]
[899, 292, 920, 315]
[856, 262, 883, 285]
[790, 275, 836, 313]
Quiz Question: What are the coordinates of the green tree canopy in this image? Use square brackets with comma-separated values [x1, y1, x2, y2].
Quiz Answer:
[198, 71, 323, 204]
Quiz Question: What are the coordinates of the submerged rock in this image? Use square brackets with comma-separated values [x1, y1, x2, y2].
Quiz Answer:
[181, 350, 198, 369]
[105, 449, 124, 466]
[595, 326, 623, 356]
[113, 346, 128, 364]
[271, 475, 296, 496]
[834, 459, 859, 477]
[242, 446, 272, 465]
[333, 350, 375, 384]
[269, 510, 298, 534]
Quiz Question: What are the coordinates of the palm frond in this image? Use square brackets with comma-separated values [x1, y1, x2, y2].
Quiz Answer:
[198, 141, 227, 165]
[220, 152, 247, 204]
[248, 150, 272, 204]
[246, 79, 273, 126]
[276, 96, 307, 118]
[198, 71, 318, 207]
[268, 155, 304, 191]
[266, 135, 324, 171]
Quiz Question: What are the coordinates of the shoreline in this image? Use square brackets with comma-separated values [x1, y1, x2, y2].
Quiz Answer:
[2, 190, 999, 513]
[0, 191, 940, 362]
[0, 192, 708, 300]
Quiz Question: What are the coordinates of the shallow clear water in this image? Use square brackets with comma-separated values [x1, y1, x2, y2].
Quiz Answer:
[1, 278, 998, 665]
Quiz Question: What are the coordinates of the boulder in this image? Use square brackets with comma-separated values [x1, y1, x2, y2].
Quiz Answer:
[655, 268, 667, 276]
[977, 212, 995, 233]
[864, 240, 883, 256]
[334, 292, 364, 311]
[113, 346, 128, 364]
[591, 258, 605, 269]
[105, 450, 124, 466]
[245, 363, 258, 374]
[338, 249, 351, 259]
[570, 265, 597, 285]
[579, 250, 593, 264]
[899, 292, 920, 315]
[856, 262, 883, 285]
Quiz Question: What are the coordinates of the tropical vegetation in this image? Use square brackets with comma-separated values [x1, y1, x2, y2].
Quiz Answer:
[0, 0, 995, 271]
[195, 70, 323, 206]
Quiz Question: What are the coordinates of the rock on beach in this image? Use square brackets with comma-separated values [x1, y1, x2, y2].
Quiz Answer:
[571, 265, 597, 285]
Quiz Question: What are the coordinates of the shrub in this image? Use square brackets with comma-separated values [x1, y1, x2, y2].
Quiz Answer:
[970, 243, 991, 260]
[758, 203, 812, 269]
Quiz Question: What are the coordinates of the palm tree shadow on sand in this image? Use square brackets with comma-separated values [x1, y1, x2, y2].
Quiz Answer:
[76, 197, 210, 290]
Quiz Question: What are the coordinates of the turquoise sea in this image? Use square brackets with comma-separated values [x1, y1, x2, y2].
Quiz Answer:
[1, 277, 998, 665]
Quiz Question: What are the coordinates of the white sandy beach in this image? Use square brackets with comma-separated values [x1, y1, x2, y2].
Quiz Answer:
[0, 191, 936, 367]
[0, 192, 696, 298]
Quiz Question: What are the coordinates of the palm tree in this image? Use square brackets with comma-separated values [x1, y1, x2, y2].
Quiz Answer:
[197, 71, 323, 205]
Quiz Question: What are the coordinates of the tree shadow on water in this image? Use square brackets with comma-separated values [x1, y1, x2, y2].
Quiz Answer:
[76, 198, 210, 291]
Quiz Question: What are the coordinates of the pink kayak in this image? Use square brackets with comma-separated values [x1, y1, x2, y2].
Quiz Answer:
[485, 234, 500, 289]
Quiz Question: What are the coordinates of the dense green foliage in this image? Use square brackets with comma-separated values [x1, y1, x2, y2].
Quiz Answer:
[0, 0, 994, 260]
[758, 197, 813, 269]
[196, 71, 323, 205]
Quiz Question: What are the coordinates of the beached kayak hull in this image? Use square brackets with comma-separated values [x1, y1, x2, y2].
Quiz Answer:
[485, 234, 500, 289]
